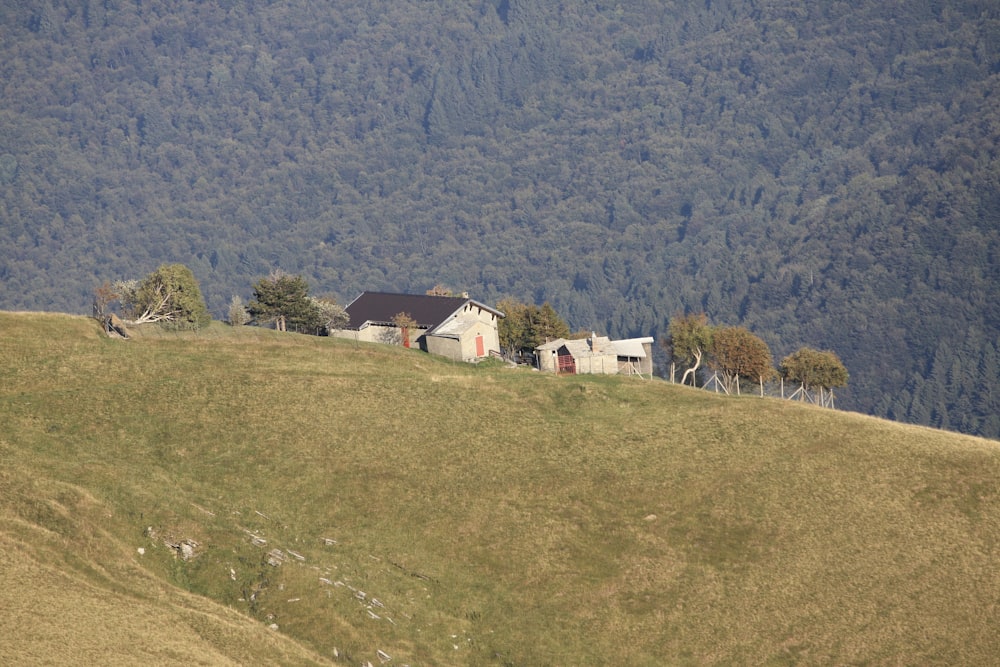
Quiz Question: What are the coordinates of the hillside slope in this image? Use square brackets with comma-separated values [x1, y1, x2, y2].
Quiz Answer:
[2, 312, 999, 665]
[0, 522, 332, 666]
[0, 1, 998, 438]
[0, 316, 336, 665]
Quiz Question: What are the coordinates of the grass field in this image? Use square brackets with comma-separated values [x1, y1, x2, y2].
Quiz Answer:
[2, 312, 999, 665]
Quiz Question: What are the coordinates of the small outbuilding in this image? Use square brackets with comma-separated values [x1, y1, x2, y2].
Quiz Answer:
[611, 337, 655, 377]
[536, 334, 654, 378]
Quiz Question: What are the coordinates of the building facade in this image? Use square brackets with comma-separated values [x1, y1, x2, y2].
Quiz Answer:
[331, 291, 504, 362]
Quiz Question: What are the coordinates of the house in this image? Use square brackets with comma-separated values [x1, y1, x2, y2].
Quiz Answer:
[330, 291, 504, 362]
[536, 334, 655, 377]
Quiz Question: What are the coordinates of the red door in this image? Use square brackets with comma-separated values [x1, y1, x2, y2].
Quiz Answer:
[557, 354, 576, 374]
[475, 335, 485, 357]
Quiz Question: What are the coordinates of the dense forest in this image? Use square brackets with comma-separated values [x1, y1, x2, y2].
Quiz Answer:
[1, 0, 998, 437]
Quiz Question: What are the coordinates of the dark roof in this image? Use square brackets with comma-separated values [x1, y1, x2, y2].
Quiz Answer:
[343, 292, 471, 329]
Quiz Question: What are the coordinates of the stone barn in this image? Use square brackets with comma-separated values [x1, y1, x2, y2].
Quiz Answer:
[330, 291, 504, 363]
[536, 335, 654, 378]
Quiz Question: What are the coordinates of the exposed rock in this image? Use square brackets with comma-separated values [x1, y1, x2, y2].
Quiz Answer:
[164, 538, 199, 560]
[104, 313, 130, 339]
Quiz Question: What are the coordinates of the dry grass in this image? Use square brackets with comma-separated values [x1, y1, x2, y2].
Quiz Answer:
[2, 312, 999, 665]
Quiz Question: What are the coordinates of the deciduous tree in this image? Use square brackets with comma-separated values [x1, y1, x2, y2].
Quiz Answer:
[709, 326, 773, 395]
[497, 298, 532, 359]
[227, 295, 250, 326]
[92, 280, 118, 320]
[780, 347, 849, 404]
[663, 313, 713, 386]
[391, 311, 418, 347]
[425, 284, 455, 297]
[117, 264, 211, 329]
[311, 296, 349, 334]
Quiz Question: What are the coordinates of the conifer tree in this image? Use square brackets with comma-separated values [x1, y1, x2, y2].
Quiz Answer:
[247, 271, 321, 333]
[497, 298, 570, 360]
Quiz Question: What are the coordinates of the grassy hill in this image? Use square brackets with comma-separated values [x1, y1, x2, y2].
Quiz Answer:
[2, 312, 999, 665]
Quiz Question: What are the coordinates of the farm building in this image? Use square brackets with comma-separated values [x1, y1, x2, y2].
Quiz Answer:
[330, 291, 504, 363]
[536, 335, 654, 377]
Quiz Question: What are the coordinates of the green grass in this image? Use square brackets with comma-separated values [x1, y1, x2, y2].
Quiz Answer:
[2, 312, 999, 665]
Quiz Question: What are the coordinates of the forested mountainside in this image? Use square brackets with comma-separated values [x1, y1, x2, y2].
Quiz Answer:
[1, 0, 998, 437]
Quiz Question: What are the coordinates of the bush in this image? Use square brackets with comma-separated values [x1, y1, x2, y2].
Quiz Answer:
[227, 295, 250, 326]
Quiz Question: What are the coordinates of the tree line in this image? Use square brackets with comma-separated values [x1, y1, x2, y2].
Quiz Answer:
[664, 312, 848, 406]
[94, 265, 847, 409]
[95, 265, 348, 336]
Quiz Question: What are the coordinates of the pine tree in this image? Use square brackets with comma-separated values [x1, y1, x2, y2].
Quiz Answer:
[247, 271, 321, 333]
